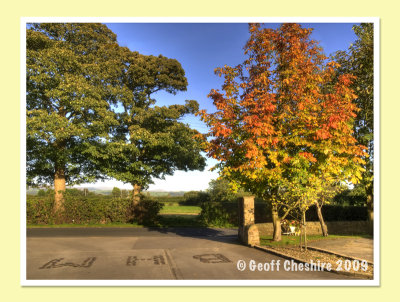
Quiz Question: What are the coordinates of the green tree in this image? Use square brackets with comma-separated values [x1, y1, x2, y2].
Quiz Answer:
[207, 178, 236, 202]
[121, 189, 129, 199]
[37, 189, 46, 197]
[102, 49, 206, 204]
[26, 23, 127, 212]
[334, 23, 374, 221]
[112, 187, 121, 198]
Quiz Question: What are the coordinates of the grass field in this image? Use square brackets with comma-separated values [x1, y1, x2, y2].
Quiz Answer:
[160, 205, 201, 215]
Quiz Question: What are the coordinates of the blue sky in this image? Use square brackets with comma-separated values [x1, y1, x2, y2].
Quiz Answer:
[80, 22, 359, 191]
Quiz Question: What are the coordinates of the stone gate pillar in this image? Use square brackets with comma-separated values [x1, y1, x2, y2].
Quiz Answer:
[238, 196, 260, 246]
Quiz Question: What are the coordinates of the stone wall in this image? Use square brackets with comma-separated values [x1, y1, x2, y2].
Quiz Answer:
[256, 220, 373, 237]
[238, 196, 260, 246]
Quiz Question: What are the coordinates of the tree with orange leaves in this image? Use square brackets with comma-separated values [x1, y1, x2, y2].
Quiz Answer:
[199, 23, 367, 241]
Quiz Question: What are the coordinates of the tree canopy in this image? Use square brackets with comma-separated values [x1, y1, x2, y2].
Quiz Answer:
[100, 49, 206, 197]
[26, 23, 124, 186]
[199, 23, 367, 240]
[334, 23, 374, 220]
[26, 23, 127, 210]
[26, 23, 206, 210]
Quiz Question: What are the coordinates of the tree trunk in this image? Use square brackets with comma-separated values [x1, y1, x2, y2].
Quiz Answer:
[367, 194, 373, 221]
[303, 211, 307, 251]
[300, 210, 308, 251]
[132, 183, 141, 206]
[54, 165, 66, 214]
[366, 183, 373, 222]
[272, 205, 282, 241]
[315, 201, 328, 237]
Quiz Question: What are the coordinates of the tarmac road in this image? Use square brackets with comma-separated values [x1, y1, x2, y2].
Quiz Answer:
[26, 227, 356, 281]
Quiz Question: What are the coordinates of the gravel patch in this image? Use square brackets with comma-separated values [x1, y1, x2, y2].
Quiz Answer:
[263, 245, 373, 278]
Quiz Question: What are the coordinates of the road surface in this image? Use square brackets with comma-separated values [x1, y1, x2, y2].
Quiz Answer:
[26, 227, 356, 280]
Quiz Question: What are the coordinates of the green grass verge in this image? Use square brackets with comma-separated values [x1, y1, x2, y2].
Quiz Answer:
[27, 217, 204, 228]
[160, 205, 201, 214]
[27, 222, 143, 228]
[260, 234, 371, 247]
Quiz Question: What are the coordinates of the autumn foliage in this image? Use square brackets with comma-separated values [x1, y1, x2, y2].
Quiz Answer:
[199, 23, 367, 240]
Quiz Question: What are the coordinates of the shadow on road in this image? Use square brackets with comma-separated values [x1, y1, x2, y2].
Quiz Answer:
[146, 227, 242, 245]
[27, 226, 242, 246]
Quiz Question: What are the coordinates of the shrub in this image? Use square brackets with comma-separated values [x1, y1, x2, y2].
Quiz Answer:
[26, 195, 54, 224]
[132, 196, 163, 226]
[37, 189, 47, 197]
[199, 201, 238, 227]
[181, 191, 210, 205]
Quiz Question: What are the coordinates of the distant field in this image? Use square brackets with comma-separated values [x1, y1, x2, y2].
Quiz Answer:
[160, 205, 201, 215]
[26, 187, 187, 197]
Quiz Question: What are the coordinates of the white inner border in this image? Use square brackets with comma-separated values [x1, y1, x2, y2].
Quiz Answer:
[20, 16, 380, 287]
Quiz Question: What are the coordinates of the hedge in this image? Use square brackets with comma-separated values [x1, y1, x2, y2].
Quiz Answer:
[26, 195, 55, 224]
[305, 205, 368, 221]
[26, 194, 162, 225]
[333, 194, 367, 206]
[198, 201, 272, 226]
[27, 194, 368, 227]
[199, 200, 368, 226]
